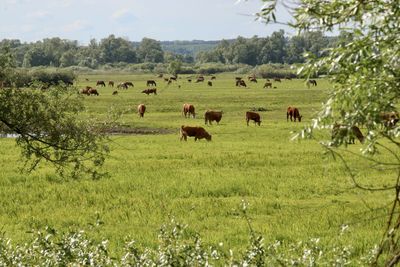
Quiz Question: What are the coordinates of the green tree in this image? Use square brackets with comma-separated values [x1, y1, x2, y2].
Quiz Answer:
[258, 0, 399, 264]
[167, 60, 183, 76]
[137, 38, 164, 63]
[0, 49, 109, 178]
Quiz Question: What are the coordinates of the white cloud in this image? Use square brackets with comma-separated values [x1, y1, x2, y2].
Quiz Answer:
[28, 11, 50, 20]
[110, 8, 137, 23]
[63, 20, 90, 32]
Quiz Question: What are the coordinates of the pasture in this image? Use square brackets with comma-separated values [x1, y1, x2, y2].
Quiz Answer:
[0, 73, 392, 256]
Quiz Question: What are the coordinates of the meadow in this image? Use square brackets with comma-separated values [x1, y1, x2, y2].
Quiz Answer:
[0, 73, 394, 257]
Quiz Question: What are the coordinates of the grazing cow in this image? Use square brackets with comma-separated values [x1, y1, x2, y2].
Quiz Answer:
[380, 111, 399, 127]
[112, 91, 118, 95]
[124, 81, 134, 87]
[137, 104, 146, 118]
[96, 80, 106, 87]
[196, 77, 204, 83]
[108, 81, 114, 87]
[287, 107, 302, 122]
[187, 79, 192, 83]
[88, 88, 99, 96]
[211, 76, 216, 80]
[180, 125, 211, 141]
[263, 82, 272, 88]
[236, 80, 247, 87]
[274, 78, 281, 82]
[249, 77, 257, 83]
[142, 88, 157, 95]
[182, 103, 195, 118]
[80, 87, 90, 95]
[204, 110, 223, 125]
[246, 111, 261, 126]
[117, 82, 128, 89]
[307, 79, 317, 88]
[207, 81, 212, 86]
[332, 124, 364, 144]
[147, 80, 157, 87]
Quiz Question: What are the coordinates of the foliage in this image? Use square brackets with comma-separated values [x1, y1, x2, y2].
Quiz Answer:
[0, 32, 338, 69]
[0, 216, 378, 266]
[0, 86, 109, 178]
[257, 0, 400, 264]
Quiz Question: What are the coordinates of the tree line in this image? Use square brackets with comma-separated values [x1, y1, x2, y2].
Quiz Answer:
[0, 30, 345, 69]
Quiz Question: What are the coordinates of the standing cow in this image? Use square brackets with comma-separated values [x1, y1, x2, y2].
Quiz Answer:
[332, 124, 364, 144]
[180, 125, 211, 141]
[147, 80, 157, 87]
[137, 104, 146, 118]
[96, 81, 106, 87]
[204, 110, 223, 125]
[287, 107, 302, 122]
[182, 103, 195, 118]
[263, 82, 272, 88]
[246, 111, 261, 126]
[108, 81, 114, 87]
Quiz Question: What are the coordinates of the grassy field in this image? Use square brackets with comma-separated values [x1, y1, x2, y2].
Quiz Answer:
[0, 73, 394, 256]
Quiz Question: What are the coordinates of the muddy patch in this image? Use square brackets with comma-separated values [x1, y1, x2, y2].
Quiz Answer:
[103, 126, 175, 135]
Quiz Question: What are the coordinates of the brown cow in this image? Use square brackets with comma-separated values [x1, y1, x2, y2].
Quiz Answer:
[112, 91, 118, 95]
[207, 81, 212, 86]
[80, 87, 90, 95]
[332, 124, 364, 144]
[124, 81, 134, 87]
[249, 77, 257, 83]
[287, 107, 302, 122]
[142, 88, 157, 95]
[180, 125, 211, 141]
[274, 78, 281, 82]
[164, 78, 169, 82]
[211, 76, 216, 80]
[169, 76, 177, 81]
[196, 77, 204, 83]
[204, 110, 223, 125]
[263, 82, 272, 88]
[96, 80, 106, 87]
[137, 104, 146, 118]
[157, 73, 163, 78]
[246, 111, 261, 126]
[236, 80, 247, 87]
[380, 111, 399, 127]
[108, 81, 114, 87]
[88, 88, 99, 96]
[247, 75, 256, 80]
[147, 80, 157, 87]
[182, 103, 195, 118]
[117, 82, 128, 89]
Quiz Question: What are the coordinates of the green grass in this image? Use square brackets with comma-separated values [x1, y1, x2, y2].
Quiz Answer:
[0, 73, 394, 256]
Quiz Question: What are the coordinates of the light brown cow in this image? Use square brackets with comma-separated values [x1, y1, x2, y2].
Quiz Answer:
[287, 107, 302, 122]
[204, 110, 223, 125]
[332, 124, 364, 144]
[108, 81, 114, 87]
[88, 88, 99, 96]
[137, 104, 146, 118]
[180, 125, 211, 141]
[96, 80, 106, 87]
[246, 111, 261, 126]
[182, 103, 195, 118]
[263, 82, 272, 88]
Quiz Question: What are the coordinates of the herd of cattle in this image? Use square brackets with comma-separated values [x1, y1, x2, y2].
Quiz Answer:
[80, 75, 399, 142]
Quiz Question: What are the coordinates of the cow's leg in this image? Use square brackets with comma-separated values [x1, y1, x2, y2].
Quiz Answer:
[246, 119, 249, 126]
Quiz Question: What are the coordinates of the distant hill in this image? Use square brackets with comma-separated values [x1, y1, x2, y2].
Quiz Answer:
[160, 40, 232, 56]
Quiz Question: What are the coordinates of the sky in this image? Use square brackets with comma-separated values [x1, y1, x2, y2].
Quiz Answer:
[0, 0, 294, 44]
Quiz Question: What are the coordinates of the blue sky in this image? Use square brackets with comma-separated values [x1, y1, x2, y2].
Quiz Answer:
[0, 0, 293, 44]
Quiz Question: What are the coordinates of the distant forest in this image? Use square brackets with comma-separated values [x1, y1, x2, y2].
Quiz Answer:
[0, 30, 349, 69]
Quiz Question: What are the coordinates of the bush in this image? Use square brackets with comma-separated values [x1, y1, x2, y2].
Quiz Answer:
[253, 64, 297, 78]
[11, 69, 76, 88]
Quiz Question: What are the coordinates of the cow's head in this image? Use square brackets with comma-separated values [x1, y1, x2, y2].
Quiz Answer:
[206, 134, 212, 141]
[257, 120, 261, 126]
[299, 115, 303, 122]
